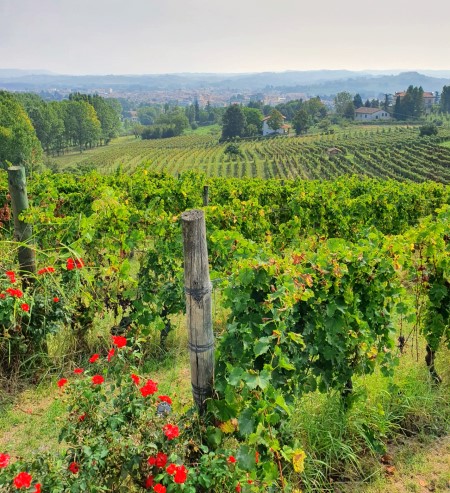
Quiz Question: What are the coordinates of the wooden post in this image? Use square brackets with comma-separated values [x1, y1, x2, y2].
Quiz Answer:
[202, 185, 209, 206]
[181, 209, 214, 413]
[7, 166, 36, 282]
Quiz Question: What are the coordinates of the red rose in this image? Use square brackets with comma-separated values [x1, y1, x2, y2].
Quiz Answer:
[0, 453, 10, 468]
[147, 456, 156, 466]
[57, 378, 68, 388]
[79, 413, 87, 422]
[38, 266, 55, 275]
[33, 484, 41, 493]
[13, 472, 32, 489]
[89, 353, 99, 363]
[68, 462, 79, 474]
[107, 348, 115, 362]
[153, 485, 166, 493]
[163, 424, 179, 440]
[92, 375, 104, 385]
[158, 395, 172, 405]
[53, 296, 60, 302]
[66, 258, 75, 271]
[6, 288, 23, 298]
[155, 452, 168, 468]
[173, 465, 188, 484]
[0, 293, 5, 299]
[73, 368, 84, 374]
[235, 484, 241, 492]
[140, 379, 158, 397]
[6, 271, 16, 283]
[145, 475, 154, 489]
[228, 455, 236, 464]
[112, 335, 127, 348]
[131, 374, 140, 385]
[21, 303, 30, 312]
[166, 463, 177, 475]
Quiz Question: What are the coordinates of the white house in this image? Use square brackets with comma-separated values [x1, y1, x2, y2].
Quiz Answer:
[355, 107, 391, 121]
[262, 115, 290, 136]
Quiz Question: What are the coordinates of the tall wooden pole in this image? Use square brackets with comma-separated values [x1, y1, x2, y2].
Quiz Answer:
[7, 166, 36, 282]
[202, 185, 209, 206]
[181, 209, 214, 413]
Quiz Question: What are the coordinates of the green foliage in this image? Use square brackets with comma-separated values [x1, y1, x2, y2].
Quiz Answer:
[221, 105, 246, 140]
[419, 123, 438, 137]
[0, 91, 43, 170]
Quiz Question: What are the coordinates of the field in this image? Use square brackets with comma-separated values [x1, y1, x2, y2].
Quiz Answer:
[49, 126, 450, 182]
[1, 144, 450, 491]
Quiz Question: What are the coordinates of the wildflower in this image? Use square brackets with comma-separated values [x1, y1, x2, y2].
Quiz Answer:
[20, 303, 30, 312]
[57, 378, 68, 388]
[107, 348, 115, 362]
[228, 455, 236, 464]
[92, 375, 104, 385]
[158, 395, 172, 405]
[112, 335, 127, 348]
[131, 374, 140, 385]
[73, 368, 84, 374]
[292, 449, 307, 473]
[140, 379, 158, 397]
[0, 453, 10, 468]
[38, 266, 55, 275]
[68, 462, 79, 474]
[153, 485, 166, 493]
[145, 475, 154, 489]
[173, 465, 188, 484]
[163, 424, 179, 440]
[53, 296, 59, 302]
[13, 472, 32, 489]
[89, 353, 99, 363]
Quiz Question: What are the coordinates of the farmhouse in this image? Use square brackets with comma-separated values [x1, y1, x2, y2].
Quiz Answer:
[394, 91, 436, 110]
[262, 115, 290, 136]
[355, 107, 391, 121]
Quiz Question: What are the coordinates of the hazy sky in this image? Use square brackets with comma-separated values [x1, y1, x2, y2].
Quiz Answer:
[1, 0, 449, 75]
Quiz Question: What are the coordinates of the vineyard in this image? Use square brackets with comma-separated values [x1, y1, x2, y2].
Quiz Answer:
[0, 168, 449, 492]
[51, 127, 450, 183]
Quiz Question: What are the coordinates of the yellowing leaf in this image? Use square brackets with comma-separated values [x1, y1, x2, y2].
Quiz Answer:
[219, 420, 236, 434]
[292, 449, 307, 473]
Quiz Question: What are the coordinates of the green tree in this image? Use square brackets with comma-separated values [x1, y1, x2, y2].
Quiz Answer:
[242, 107, 263, 136]
[292, 109, 312, 135]
[63, 100, 102, 152]
[91, 96, 121, 144]
[353, 94, 363, 109]
[334, 92, 355, 118]
[267, 109, 284, 132]
[440, 86, 450, 113]
[221, 105, 246, 140]
[0, 91, 43, 170]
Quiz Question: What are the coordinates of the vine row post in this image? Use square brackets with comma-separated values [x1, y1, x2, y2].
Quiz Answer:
[181, 209, 214, 413]
[202, 185, 209, 206]
[7, 166, 36, 284]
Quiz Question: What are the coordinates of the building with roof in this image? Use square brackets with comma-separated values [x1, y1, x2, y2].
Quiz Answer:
[355, 107, 391, 121]
[262, 115, 290, 136]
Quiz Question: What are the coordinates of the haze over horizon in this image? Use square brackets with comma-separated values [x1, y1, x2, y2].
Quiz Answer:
[1, 0, 449, 76]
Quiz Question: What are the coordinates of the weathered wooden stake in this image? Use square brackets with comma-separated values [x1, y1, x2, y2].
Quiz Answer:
[7, 166, 36, 282]
[181, 209, 214, 413]
[202, 185, 209, 206]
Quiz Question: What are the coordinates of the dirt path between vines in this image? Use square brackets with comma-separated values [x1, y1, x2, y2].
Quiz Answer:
[339, 435, 450, 493]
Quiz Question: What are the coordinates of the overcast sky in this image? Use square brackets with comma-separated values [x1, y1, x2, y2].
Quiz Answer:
[1, 0, 449, 75]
